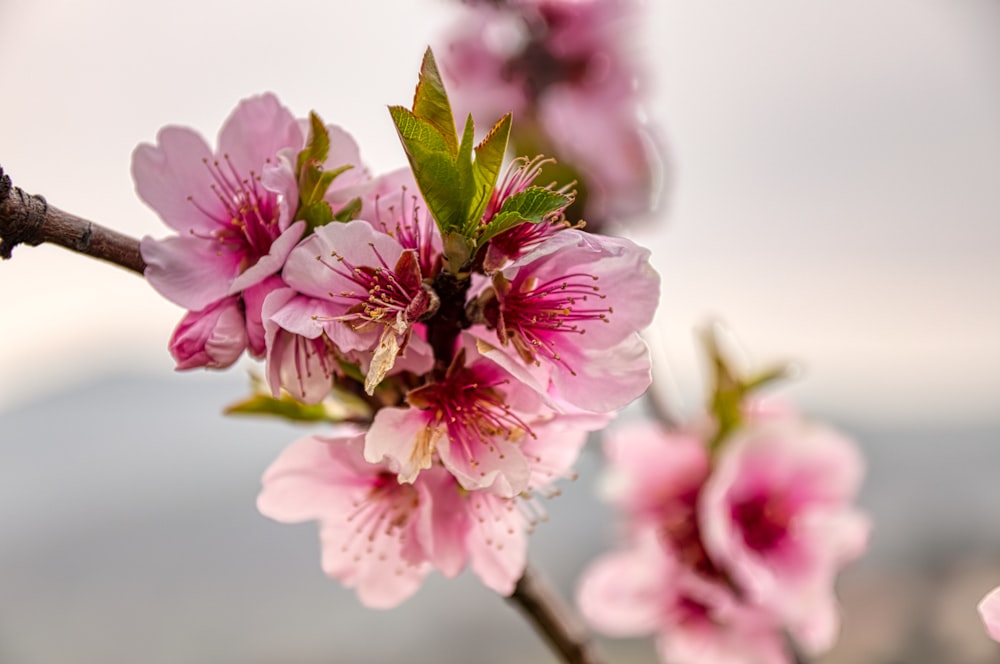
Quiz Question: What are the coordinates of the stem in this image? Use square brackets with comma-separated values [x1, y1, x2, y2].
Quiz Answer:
[506, 565, 607, 664]
[0, 166, 145, 274]
[427, 270, 470, 367]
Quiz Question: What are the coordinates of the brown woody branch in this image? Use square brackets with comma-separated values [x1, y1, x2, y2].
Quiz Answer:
[0, 166, 145, 275]
[507, 565, 607, 664]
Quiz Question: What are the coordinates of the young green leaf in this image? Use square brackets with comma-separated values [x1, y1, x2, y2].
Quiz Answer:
[412, 48, 459, 157]
[477, 186, 572, 246]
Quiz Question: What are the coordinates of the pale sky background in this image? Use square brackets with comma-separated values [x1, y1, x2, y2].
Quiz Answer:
[1, 0, 999, 426]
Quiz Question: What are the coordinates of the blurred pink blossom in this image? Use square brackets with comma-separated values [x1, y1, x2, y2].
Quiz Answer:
[440, 0, 664, 226]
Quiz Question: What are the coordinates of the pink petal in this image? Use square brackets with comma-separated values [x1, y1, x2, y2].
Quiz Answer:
[141, 235, 240, 310]
[466, 493, 527, 595]
[242, 275, 285, 358]
[256, 432, 366, 523]
[980, 586, 1000, 642]
[365, 407, 435, 483]
[131, 126, 220, 234]
[415, 467, 471, 578]
[319, 520, 430, 609]
[216, 93, 303, 183]
[550, 333, 651, 412]
[229, 220, 305, 295]
[282, 220, 405, 302]
[577, 538, 669, 636]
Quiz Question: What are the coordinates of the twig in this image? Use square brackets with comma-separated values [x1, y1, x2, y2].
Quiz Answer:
[0, 166, 145, 274]
[506, 565, 607, 664]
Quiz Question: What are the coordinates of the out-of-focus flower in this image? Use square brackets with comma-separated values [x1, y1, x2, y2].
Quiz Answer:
[700, 417, 869, 653]
[440, 0, 664, 227]
[578, 409, 868, 663]
[978, 586, 1000, 642]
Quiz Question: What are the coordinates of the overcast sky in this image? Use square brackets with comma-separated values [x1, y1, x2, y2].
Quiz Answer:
[1, 0, 999, 426]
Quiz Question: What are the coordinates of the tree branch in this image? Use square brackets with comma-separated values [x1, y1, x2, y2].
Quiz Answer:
[0, 166, 145, 275]
[506, 565, 607, 664]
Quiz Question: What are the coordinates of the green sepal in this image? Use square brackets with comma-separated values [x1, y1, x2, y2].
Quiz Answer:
[477, 186, 572, 246]
[332, 197, 363, 222]
[297, 113, 329, 171]
[294, 112, 354, 232]
[300, 200, 335, 233]
[702, 325, 792, 455]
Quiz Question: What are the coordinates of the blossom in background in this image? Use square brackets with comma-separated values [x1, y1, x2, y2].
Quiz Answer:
[440, 0, 664, 226]
[979, 586, 1000, 642]
[577, 411, 869, 663]
[133, 93, 369, 369]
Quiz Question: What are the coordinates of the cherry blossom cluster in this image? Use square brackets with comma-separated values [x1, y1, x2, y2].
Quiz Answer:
[439, 0, 663, 227]
[577, 378, 869, 663]
[132, 51, 660, 607]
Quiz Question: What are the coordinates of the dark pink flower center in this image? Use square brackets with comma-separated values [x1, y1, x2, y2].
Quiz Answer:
[731, 491, 793, 553]
[189, 155, 280, 270]
[410, 365, 535, 470]
[489, 271, 611, 373]
[318, 243, 427, 332]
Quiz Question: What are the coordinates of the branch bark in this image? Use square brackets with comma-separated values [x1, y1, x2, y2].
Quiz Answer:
[507, 565, 607, 664]
[0, 166, 145, 275]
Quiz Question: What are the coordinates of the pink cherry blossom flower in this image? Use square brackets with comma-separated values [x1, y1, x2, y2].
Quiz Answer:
[478, 228, 659, 411]
[578, 531, 791, 664]
[134, 94, 305, 310]
[281, 219, 437, 394]
[257, 411, 598, 605]
[134, 94, 369, 368]
[440, 0, 664, 226]
[257, 430, 433, 608]
[364, 341, 546, 496]
[699, 416, 870, 654]
[979, 586, 1000, 642]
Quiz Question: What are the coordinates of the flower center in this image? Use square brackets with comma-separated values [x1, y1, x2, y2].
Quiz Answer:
[731, 491, 793, 553]
[318, 243, 425, 332]
[492, 272, 612, 373]
[188, 154, 280, 270]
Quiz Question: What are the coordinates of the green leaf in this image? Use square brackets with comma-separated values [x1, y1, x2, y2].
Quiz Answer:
[300, 200, 335, 233]
[389, 106, 455, 157]
[412, 48, 459, 157]
[470, 113, 512, 224]
[456, 114, 479, 235]
[297, 112, 330, 174]
[225, 394, 338, 423]
[332, 197, 363, 222]
[477, 186, 572, 246]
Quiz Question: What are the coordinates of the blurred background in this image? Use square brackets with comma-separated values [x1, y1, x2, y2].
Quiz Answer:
[2, 0, 1000, 662]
